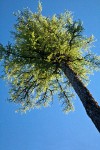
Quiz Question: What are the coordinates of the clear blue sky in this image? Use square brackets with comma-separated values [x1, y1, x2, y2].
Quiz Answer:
[0, 0, 100, 150]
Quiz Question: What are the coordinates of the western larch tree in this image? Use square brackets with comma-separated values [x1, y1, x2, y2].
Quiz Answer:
[0, 3, 100, 132]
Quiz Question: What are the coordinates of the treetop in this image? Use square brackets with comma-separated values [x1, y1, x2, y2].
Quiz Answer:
[0, 2, 100, 112]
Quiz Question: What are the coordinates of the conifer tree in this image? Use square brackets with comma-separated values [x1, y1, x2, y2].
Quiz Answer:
[0, 3, 100, 132]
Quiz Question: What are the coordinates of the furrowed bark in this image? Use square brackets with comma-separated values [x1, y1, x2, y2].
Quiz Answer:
[61, 63, 100, 132]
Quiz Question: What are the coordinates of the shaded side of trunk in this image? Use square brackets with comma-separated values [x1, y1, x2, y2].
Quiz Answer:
[61, 63, 100, 132]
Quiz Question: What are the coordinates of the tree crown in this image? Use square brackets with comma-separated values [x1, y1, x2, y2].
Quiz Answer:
[0, 2, 100, 112]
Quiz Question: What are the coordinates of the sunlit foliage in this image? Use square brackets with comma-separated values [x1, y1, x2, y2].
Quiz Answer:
[0, 2, 100, 112]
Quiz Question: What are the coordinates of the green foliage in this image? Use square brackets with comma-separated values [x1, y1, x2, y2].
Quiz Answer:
[0, 2, 100, 112]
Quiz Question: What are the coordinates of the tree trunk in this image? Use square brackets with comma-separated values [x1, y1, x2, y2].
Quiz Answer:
[61, 63, 100, 132]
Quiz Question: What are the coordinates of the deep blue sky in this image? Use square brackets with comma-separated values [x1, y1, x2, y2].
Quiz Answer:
[0, 0, 100, 150]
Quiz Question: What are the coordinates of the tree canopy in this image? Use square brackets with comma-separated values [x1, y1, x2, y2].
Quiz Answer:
[0, 2, 100, 113]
